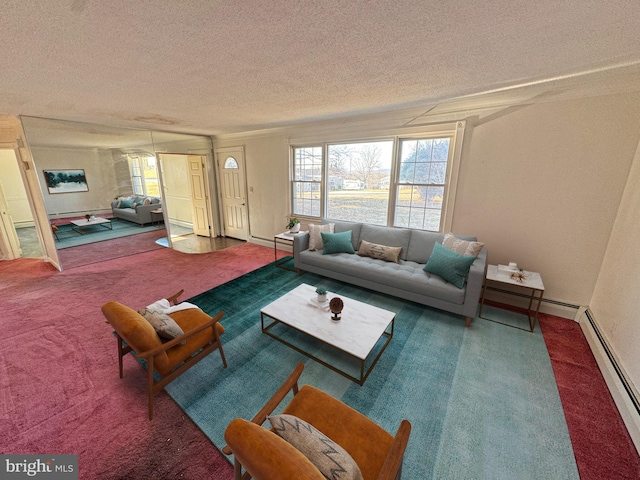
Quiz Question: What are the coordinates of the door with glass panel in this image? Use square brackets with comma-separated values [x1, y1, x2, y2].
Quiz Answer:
[215, 147, 248, 240]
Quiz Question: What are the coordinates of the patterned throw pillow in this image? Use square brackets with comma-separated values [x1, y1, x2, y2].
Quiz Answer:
[268, 414, 363, 480]
[321, 231, 355, 254]
[423, 242, 476, 288]
[138, 308, 185, 340]
[442, 233, 484, 256]
[308, 223, 335, 251]
[357, 240, 402, 263]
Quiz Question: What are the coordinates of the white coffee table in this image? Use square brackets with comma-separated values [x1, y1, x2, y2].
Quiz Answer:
[260, 283, 395, 385]
[70, 217, 113, 234]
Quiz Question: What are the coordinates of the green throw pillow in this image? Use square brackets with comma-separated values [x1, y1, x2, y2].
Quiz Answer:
[423, 242, 476, 289]
[119, 198, 134, 208]
[321, 230, 355, 254]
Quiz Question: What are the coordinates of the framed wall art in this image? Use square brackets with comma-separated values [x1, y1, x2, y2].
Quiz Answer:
[43, 169, 89, 194]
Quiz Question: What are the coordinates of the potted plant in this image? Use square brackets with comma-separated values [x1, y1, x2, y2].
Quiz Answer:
[316, 286, 328, 303]
[286, 216, 301, 233]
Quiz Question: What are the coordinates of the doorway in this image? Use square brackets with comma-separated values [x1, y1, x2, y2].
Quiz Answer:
[215, 146, 248, 241]
[0, 149, 41, 259]
[158, 153, 215, 251]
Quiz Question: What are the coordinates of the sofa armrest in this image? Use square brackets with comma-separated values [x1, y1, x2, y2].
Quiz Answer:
[293, 232, 310, 268]
[463, 248, 488, 317]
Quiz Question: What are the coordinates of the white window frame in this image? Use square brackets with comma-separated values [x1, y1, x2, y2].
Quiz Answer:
[289, 121, 465, 233]
[127, 154, 158, 197]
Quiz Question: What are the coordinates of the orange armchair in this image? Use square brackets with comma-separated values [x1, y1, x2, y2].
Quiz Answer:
[101, 289, 227, 420]
[223, 363, 411, 480]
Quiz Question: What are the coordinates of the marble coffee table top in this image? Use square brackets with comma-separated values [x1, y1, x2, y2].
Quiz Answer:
[260, 283, 395, 359]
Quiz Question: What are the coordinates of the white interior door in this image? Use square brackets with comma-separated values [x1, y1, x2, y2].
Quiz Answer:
[0, 181, 22, 259]
[187, 155, 211, 237]
[216, 147, 248, 240]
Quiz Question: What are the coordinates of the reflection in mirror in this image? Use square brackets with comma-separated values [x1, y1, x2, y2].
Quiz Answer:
[20, 116, 217, 268]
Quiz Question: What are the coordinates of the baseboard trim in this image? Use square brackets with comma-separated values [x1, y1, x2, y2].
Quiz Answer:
[578, 308, 640, 455]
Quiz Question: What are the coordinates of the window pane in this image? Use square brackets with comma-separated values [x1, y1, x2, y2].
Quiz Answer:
[293, 181, 320, 216]
[294, 147, 322, 181]
[394, 137, 451, 231]
[224, 157, 239, 169]
[326, 141, 392, 225]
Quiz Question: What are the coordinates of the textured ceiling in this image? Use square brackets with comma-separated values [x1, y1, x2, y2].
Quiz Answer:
[2, 0, 640, 136]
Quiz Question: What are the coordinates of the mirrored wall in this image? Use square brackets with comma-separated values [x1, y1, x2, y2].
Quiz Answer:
[21, 116, 216, 269]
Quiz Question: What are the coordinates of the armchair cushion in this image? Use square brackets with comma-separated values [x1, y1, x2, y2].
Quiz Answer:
[138, 308, 184, 340]
[283, 385, 393, 480]
[225, 418, 326, 479]
[269, 414, 363, 480]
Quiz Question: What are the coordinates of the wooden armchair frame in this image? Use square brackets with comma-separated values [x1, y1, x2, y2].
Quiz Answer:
[223, 363, 411, 480]
[104, 289, 227, 420]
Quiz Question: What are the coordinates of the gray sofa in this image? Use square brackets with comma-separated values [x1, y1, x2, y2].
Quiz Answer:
[111, 196, 162, 226]
[293, 221, 487, 326]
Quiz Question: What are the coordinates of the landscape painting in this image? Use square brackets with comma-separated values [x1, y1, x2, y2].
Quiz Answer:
[43, 169, 89, 194]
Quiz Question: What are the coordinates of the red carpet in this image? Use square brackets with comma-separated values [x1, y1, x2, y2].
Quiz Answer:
[539, 315, 640, 480]
[0, 242, 286, 480]
[1, 246, 639, 479]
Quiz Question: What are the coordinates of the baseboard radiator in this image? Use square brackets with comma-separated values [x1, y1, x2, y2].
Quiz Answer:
[580, 308, 640, 454]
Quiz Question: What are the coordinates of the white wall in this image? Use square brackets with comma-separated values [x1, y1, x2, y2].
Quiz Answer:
[590, 137, 640, 396]
[215, 136, 290, 241]
[457, 93, 640, 310]
[31, 147, 119, 218]
[214, 91, 640, 317]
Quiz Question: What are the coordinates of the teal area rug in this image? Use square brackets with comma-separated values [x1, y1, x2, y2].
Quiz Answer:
[54, 219, 164, 249]
[164, 261, 579, 479]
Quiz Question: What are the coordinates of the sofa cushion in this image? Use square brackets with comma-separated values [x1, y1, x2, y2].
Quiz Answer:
[268, 414, 363, 480]
[423, 242, 476, 288]
[357, 240, 402, 263]
[309, 223, 334, 251]
[299, 250, 466, 304]
[119, 198, 135, 208]
[322, 231, 356, 254]
[359, 224, 411, 261]
[443, 233, 484, 256]
[329, 221, 363, 250]
[406, 230, 444, 264]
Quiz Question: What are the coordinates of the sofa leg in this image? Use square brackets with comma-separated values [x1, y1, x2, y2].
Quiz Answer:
[465, 317, 472, 327]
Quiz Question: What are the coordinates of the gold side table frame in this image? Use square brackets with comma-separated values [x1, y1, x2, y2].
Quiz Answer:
[479, 264, 545, 332]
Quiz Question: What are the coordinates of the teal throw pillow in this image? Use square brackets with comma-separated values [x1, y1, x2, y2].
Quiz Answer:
[423, 242, 476, 288]
[321, 230, 355, 254]
[119, 199, 134, 208]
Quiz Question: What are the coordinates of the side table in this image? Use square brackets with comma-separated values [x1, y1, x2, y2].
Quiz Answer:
[274, 231, 305, 274]
[150, 208, 164, 226]
[479, 264, 545, 332]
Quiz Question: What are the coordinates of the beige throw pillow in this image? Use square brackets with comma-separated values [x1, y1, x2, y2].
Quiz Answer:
[357, 239, 402, 263]
[268, 414, 363, 480]
[309, 223, 335, 251]
[138, 308, 185, 341]
[442, 233, 484, 257]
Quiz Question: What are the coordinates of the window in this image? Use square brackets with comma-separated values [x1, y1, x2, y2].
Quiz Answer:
[128, 154, 159, 196]
[290, 122, 463, 232]
[224, 157, 239, 169]
[292, 146, 322, 217]
[327, 141, 393, 225]
[395, 138, 450, 231]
